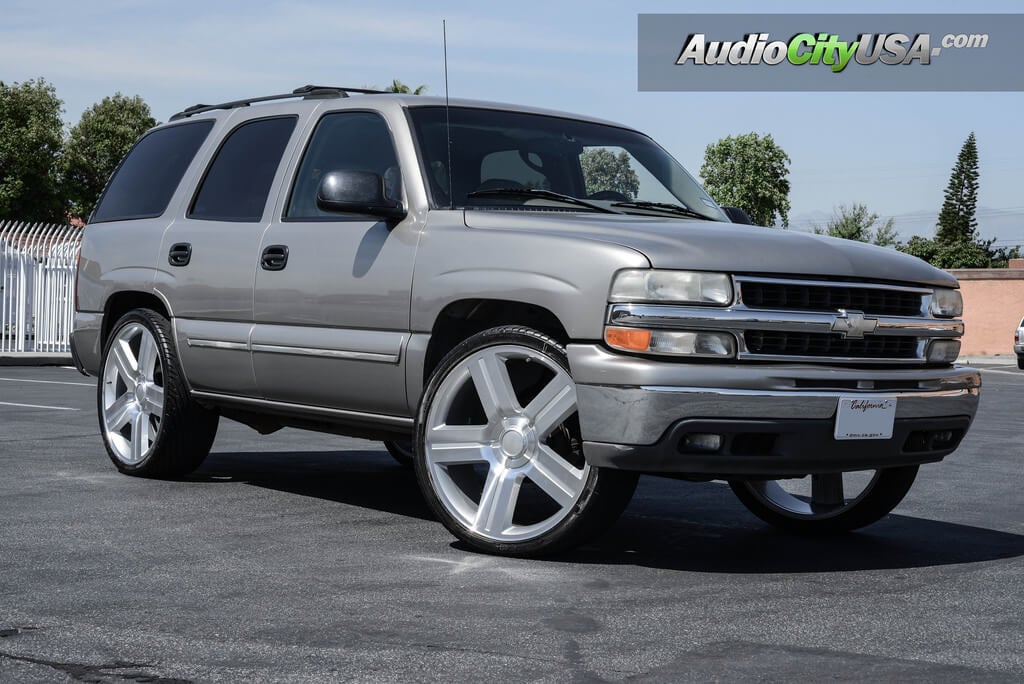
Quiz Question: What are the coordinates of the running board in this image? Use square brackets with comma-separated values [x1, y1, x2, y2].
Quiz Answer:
[190, 390, 415, 431]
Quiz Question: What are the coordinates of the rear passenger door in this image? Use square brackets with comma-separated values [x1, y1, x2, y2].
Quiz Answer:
[251, 110, 418, 416]
[157, 114, 298, 397]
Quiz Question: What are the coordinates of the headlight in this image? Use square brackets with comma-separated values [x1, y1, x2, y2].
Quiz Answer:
[605, 327, 736, 358]
[930, 288, 963, 318]
[609, 269, 733, 305]
[926, 339, 961, 364]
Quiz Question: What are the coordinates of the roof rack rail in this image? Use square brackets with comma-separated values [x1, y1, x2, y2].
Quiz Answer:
[169, 84, 394, 121]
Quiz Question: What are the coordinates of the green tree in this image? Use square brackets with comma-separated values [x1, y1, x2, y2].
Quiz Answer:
[580, 148, 639, 199]
[935, 132, 979, 245]
[901, 235, 993, 269]
[0, 78, 64, 222]
[814, 203, 899, 247]
[61, 93, 157, 219]
[700, 132, 791, 227]
[386, 79, 427, 94]
[898, 133, 1020, 268]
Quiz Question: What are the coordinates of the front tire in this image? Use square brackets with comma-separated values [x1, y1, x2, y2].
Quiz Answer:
[383, 439, 415, 467]
[729, 466, 919, 534]
[98, 308, 219, 478]
[415, 326, 637, 557]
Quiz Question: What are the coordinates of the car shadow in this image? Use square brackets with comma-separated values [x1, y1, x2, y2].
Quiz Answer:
[558, 511, 1024, 574]
[190, 449, 1024, 573]
[189, 448, 434, 522]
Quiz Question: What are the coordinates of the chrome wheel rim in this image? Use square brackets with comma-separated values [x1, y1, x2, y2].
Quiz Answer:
[743, 471, 882, 520]
[101, 323, 164, 465]
[424, 344, 589, 543]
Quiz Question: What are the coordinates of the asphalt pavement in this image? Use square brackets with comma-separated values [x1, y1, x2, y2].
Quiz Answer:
[0, 363, 1021, 682]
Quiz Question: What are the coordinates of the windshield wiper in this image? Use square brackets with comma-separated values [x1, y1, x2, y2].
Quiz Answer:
[466, 188, 622, 215]
[611, 200, 716, 221]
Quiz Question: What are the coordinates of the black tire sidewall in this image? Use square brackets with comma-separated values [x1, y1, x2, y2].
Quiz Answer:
[728, 465, 920, 534]
[414, 326, 634, 557]
[98, 308, 214, 478]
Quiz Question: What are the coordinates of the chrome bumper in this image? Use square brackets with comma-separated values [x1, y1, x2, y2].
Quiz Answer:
[567, 344, 980, 476]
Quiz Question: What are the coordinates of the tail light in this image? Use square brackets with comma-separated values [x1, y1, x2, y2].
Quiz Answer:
[74, 246, 82, 312]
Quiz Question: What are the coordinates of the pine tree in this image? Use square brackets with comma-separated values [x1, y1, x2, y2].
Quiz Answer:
[900, 132, 1021, 268]
[935, 132, 979, 245]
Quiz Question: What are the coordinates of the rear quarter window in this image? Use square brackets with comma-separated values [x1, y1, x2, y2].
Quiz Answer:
[90, 120, 214, 224]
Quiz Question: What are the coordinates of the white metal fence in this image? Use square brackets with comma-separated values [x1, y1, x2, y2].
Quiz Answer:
[0, 221, 83, 354]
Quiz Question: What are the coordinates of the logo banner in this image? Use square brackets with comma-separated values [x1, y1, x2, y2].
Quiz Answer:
[638, 14, 1024, 91]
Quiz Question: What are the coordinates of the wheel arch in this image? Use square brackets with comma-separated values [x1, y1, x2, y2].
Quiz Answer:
[405, 298, 570, 413]
[422, 298, 570, 383]
[101, 290, 172, 350]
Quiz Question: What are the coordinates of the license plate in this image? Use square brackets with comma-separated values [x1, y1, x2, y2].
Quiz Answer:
[834, 397, 897, 440]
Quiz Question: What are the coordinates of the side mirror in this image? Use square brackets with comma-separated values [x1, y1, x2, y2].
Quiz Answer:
[316, 170, 406, 221]
[722, 206, 753, 225]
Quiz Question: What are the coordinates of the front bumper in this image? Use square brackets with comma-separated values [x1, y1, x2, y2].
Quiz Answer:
[568, 344, 980, 476]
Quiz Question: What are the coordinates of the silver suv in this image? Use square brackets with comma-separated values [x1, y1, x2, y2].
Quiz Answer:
[71, 85, 980, 556]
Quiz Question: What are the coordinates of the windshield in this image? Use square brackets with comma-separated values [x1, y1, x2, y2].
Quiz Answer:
[407, 106, 728, 221]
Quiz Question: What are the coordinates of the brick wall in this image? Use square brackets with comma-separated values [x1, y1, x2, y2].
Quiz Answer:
[948, 268, 1024, 356]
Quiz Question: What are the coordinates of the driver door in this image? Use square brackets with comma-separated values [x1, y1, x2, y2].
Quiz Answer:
[251, 110, 417, 416]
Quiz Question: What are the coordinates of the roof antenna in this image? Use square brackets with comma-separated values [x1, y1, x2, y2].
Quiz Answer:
[443, 19, 454, 209]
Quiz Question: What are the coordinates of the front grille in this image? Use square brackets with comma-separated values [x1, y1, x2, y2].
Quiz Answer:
[744, 330, 919, 359]
[740, 281, 923, 317]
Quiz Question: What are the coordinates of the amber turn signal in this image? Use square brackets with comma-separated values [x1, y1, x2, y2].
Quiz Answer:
[605, 327, 652, 351]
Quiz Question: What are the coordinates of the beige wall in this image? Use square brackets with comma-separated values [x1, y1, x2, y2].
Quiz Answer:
[948, 268, 1024, 356]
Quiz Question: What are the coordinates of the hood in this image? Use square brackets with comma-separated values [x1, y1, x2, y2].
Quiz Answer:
[463, 211, 957, 288]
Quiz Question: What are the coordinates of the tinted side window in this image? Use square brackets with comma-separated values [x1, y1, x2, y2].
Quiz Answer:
[286, 112, 400, 220]
[91, 120, 214, 223]
[190, 116, 297, 222]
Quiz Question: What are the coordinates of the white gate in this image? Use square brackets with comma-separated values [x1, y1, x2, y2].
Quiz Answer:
[0, 221, 83, 354]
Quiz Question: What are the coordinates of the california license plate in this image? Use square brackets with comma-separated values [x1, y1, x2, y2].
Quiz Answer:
[834, 397, 897, 440]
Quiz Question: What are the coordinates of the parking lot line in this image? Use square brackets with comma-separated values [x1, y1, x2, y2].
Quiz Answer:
[0, 377, 94, 387]
[0, 400, 80, 411]
[976, 368, 1023, 377]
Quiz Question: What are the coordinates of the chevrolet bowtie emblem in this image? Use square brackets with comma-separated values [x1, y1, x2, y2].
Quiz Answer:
[831, 309, 878, 339]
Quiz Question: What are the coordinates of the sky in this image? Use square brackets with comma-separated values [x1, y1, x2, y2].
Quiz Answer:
[4, 0, 1021, 245]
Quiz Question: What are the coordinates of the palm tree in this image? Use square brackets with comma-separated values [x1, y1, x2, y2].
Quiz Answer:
[387, 79, 427, 94]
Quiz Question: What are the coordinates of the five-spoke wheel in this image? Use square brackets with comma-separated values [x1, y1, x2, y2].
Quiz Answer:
[415, 327, 636, 556]
[101, 321, 165, 465]
[729, 466, 919, 534]
[99, 309, 218, 477]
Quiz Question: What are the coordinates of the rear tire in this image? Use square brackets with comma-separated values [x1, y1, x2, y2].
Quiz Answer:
[1017, 355, 1024, 370]
[415, 326, 637, 557]
[729, 466, 919, 534]
[98, 308, 218, 478]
